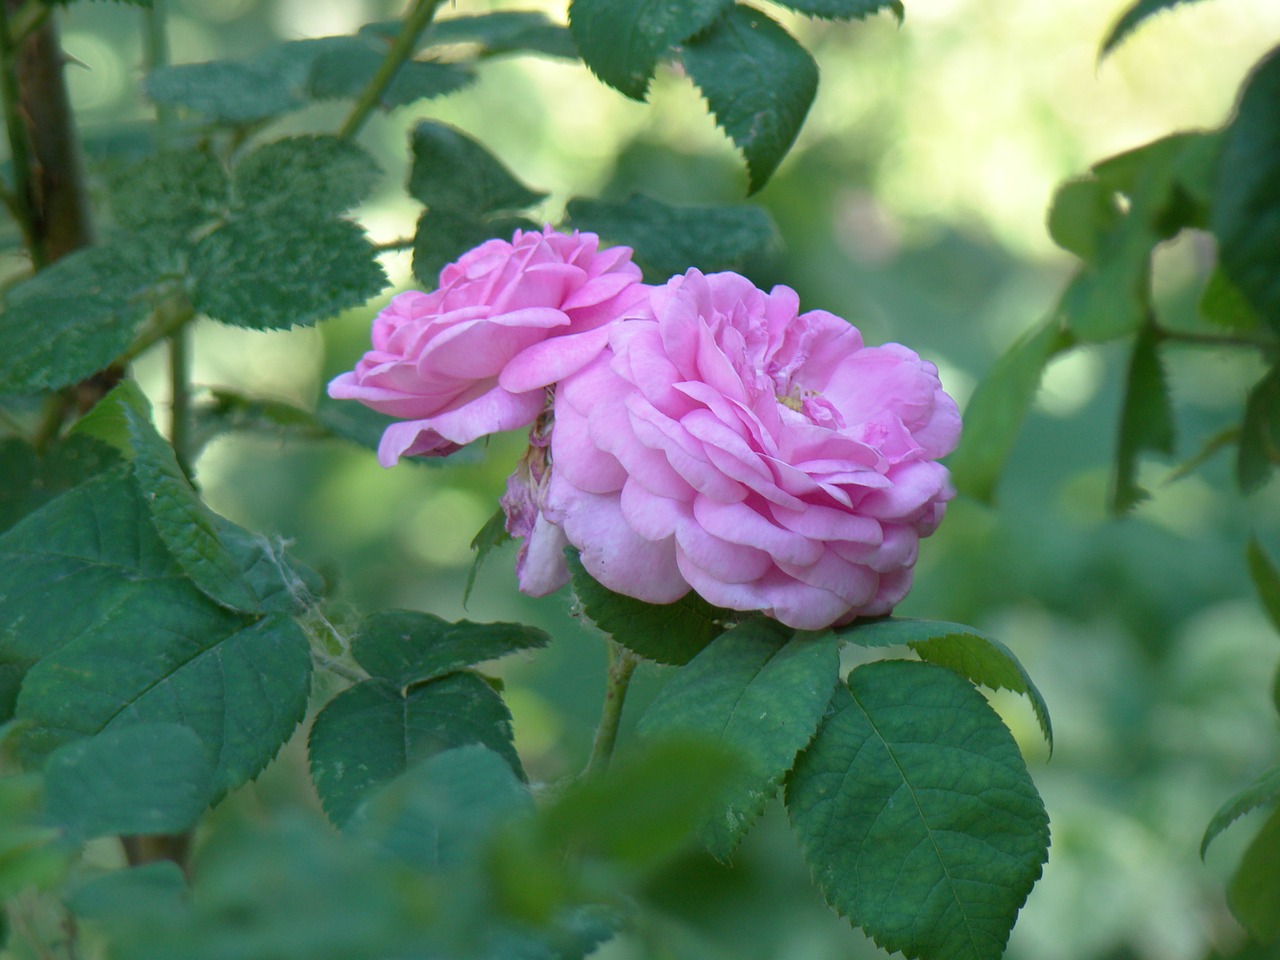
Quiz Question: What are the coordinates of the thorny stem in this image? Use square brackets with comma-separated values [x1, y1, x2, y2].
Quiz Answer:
[337, 0, 445, 140]
[585, 640, 640, 777]
[0, 0, 43, 266]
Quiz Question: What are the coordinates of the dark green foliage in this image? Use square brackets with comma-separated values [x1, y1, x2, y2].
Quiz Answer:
[1228, 806, 1280, 943]
[1199, 267, 1262, 330]
[44, 723, 214, 841]
[638, 620, 840, 860]
[412, 207, 540, 288]
[1100, 0, 1214, 57]
[110, 148, 227, 233]
[1247, 538, 1280, 635]
[1112, 323, 1176, 513]
[409, 121, 547, 214]
[1213, 48, 1280, 336]
[421, 11, 578, 59]
[308, 39, 475, 106]
[682, 5, 819, 193]
[232, 136, 382, 217]
[786, 660, 1050, 960]
[308, 672, 522, 826]
[1238, 365, 1280, 492]
[567, 549, 728, 664]
[1202, 763, 1280, 859]
[771, 0, 904, 20]
[564, 193, 775, 279]
[568, 0, 730, 99]
[0, 434, 120, 535]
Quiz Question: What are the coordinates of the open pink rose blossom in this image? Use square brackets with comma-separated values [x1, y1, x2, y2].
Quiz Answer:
[524, 269, 961, 630]
[328, 226, 647, 466]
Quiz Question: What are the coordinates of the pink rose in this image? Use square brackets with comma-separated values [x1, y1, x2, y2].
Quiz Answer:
[528, 269, 961, 631]
[328, 226, 647, 466]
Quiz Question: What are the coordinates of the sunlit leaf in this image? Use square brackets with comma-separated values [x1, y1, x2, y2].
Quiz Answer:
[948, 317, 1074, 503]
[786, 660, 1049, 960]
[1214, 48, 1280, 335]
[309, 671, 521, 826]
[44, 723, 214, 841]
[638, 620, 838, 860]
[1046, 178, 1122, 263]
[564, 193, 776, 280]
[568, 0, 730, 99]
[567, 549, 728, 664]
[835, 617, 1052, 750]
[681, 5, 818, 193]
[1112, 323, 1176, 513]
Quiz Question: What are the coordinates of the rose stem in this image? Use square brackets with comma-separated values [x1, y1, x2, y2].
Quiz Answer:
[585, 640, 640, 777]
[337, 0, 447, 141]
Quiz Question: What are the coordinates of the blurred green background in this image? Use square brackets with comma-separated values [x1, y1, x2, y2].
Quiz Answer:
[53, 0, 1280, 956]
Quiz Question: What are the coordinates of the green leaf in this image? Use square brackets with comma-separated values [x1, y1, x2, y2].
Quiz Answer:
[351, 609, 549, 687]
[538, 738, 745, 868]
[191, 214, 387, 330]
[568, 0, 730, 99]
[1202, 763, 1280, 859]
[1228, 805, 1280, 943]
[1199, 267, 1261, 331]
[1214, 48, 1280, 335]
[786, 660, 1049, 960]
[2, 473, 312, 796]
[67, 862, 188, 932]
[110, 148, 228, 234]
[564, 193, 776, 280]
[421, 11, 578, 60]
[464, 508, 511, 605]
[17, 607, 311, 798]
[144, 38, 350, 122]
[567, 548, 728, 664]
[308, 671, 521, 826]
[350, 744, 532, 871]
[1247, 537, 1280, 635]
[1100, 0, 1214, 57]
[308, 40, 475, 107]
[638, 620, 839, 861]
[1112, 323, 1176, 513]
[770, 0, 903, 20]
[233, 136, 382, 218]
[412, 208, 539, 289]
[681, 5, 818, 193]
[408, 121, 546, 214]
[1238, 365, 1280, 492]
[948, 317, 1074, 503]
[76, 381, 264, 612]
[0, 243, 160, 395]
[1046, 177, 1122, 262]
[0, 434, 121, 535]
[44, 723, 214, 841]
[836, 617, 1053, 750]
[0, 774, 69, 898]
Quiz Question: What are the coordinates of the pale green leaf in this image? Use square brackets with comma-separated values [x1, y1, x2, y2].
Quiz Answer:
[681, 5, 818, 193]
[638, 620, 839, 860]
[786, 660, 1049, 960]
[948, 317, 1074, 503]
